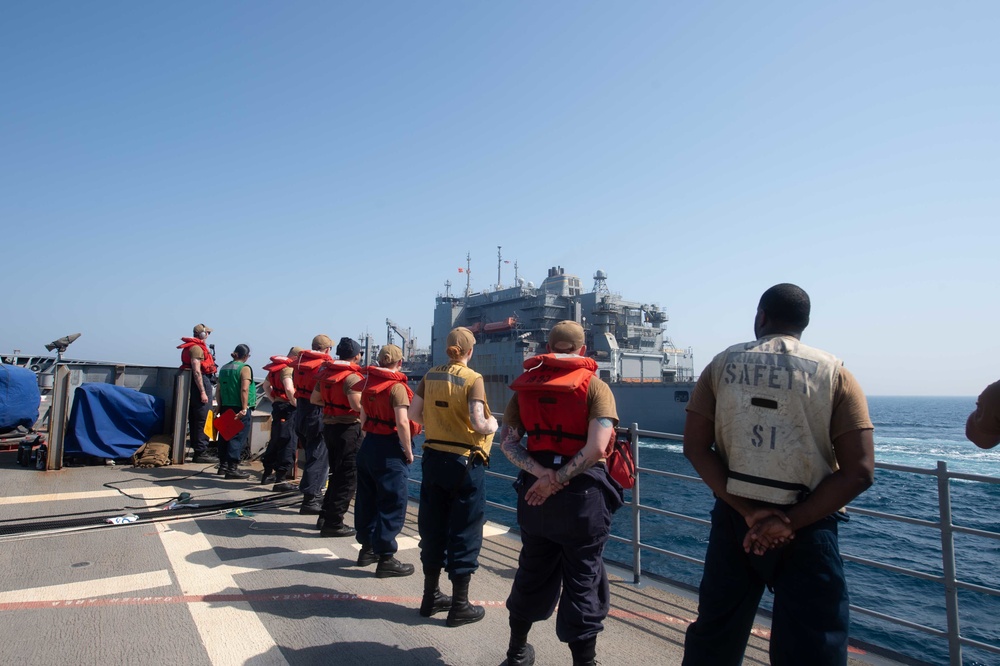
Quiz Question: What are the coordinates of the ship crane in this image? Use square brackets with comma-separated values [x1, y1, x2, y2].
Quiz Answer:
[385, 319, 416, 361]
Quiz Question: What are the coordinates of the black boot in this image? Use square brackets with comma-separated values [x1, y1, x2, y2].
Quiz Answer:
[299, 495, 322, 515]
[215, 461, 228, 475]
[375, 554, 414, 578]
[260, 467, 273, 485]
[357, 545, 378, 567]
[569, 637, 597, 666]
[446, 574, 485, 627]
[225, 464, 250, 480]
[419, 568, 452, 617]
[503, 616, 535, 665]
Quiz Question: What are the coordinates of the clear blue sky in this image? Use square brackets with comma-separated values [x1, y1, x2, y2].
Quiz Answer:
[2, 2, 997, 396]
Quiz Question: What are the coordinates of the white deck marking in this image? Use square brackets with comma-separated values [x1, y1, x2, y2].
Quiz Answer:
[483, 523, 509, 538]
[0, 489, 144, 505]
[0, 570, 173, 603]
[149, 487, 290, 666]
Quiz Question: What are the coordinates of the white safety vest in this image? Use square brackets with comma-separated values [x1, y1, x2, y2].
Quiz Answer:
[711, 335, 841, 504]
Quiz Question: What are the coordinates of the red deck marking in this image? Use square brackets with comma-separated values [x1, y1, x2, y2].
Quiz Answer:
[0, 592, 867, 654]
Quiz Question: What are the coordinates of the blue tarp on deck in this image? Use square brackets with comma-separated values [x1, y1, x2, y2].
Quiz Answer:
[64, 383, 165, 459]
[0, 364, 41, 432]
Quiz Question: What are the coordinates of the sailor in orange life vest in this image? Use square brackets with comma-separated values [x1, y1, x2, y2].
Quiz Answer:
[408, 326, 498, 627]
[311, 337, 365, 537]
[292, 335, 334, 514]
[498, 320, 623, 666]
[260, 346, 303, 487]
[681, 284, 874, 666]
[353, 344, 421, 578]
[178, 323, 219, 464]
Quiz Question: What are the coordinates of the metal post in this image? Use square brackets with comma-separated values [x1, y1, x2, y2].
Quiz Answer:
[46, 365, 71, 471]
[936, 460, 963, 666]
[630, 422, 641, 584]
[171, 371, 190, 465]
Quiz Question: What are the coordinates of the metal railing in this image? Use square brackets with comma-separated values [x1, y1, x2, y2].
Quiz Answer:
[411, 423, 1000, 666]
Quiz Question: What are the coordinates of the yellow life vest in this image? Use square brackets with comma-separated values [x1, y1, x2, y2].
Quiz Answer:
[421, 363, 493, 462]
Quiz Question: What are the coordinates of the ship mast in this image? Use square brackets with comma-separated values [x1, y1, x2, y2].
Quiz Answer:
[465, 252, 472, 297]
[496, 246, 503, 290]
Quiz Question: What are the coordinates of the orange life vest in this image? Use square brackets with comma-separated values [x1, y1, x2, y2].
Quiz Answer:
[358, 366, 422, 436]
[178, 337, 218, 375]
[509, 354, 598, 457]
[316, 360, 363, 418]
[263, 355, 295, 403]
[293, 350, 332, 400]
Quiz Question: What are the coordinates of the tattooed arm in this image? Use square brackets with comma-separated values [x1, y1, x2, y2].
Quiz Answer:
[498, 423, 541, 475]
[469, 400, 498, 435]
[500, 423, 566, 506]
[555, 417, 615, 485]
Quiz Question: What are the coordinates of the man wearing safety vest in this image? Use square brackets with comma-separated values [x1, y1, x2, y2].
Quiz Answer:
[216, 344, 254, 480]
[178, 323, 218, 464]
[498, 321, 623, 666]
[293, 335, 334, 513]
[354, 344, 419, 578]
[260, 346, 303, 487]
[681, 284, 875, 666]
[409, 326, 498, 628]
[311, 337, 365, 537]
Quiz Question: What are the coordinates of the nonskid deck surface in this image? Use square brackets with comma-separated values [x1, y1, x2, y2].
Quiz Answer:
[0, 456, 893, 666]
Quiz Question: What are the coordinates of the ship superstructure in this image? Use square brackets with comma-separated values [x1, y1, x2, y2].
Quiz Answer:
[431, 266, 696, 433]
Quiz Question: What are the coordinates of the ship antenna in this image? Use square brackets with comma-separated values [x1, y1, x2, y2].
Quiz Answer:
[514, 259, 519, 284]
[444, 280, 452, 298]
[465, 252, 472, 297]
[496, 245, 503, 290]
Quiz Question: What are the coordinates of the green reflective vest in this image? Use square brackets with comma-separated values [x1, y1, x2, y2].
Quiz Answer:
[219, 361, 256, 409]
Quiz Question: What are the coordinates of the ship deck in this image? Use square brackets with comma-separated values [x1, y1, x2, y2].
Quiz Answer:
[0, 453, 904, 666]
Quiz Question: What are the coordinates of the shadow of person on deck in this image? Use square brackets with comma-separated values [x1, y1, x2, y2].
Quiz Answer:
[205, 583, 422, 627]
[245, 642, 447, 666]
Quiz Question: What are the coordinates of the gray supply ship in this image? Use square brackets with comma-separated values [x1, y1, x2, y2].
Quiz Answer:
[430, 265, 697, 434]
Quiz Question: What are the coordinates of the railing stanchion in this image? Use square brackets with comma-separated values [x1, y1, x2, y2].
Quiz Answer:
[937, 460, 963, 666]
[630, 422, 641, 584]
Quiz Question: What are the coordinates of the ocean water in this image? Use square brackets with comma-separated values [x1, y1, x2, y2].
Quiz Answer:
[412, 396, 1000, 665]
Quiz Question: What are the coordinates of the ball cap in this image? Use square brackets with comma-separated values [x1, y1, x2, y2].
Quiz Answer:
[336, 337, 363, 359]
[446, 326, 476, 354]
[378, 344, 403, 366]
[288, 346, 304, 358]
[312, 334, 334, 351]
[193, 323, 212, 335]
[548, 320, 585, 353]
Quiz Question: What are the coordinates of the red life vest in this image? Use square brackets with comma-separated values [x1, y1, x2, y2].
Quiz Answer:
[263, 355, 295, 403]
[316, 360, 363, 418]
[509, 354, 598, 457]
[178, 337, 218, 375]
[358, 366, 422, 436]
[293, 350, 332, 400]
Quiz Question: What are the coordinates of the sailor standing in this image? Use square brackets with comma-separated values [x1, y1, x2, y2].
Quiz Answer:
[681, 283, 875, 666]
[260, 346, 302, 487]
[311, 337, 366, 536]
[292, 335, 334, 514]
[178, 323, 218, 464]
[216, 344, 254, 480]
[498, 321, 623, 666]
[353, 344, 418, 577]
[409, 326, 498, 627]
